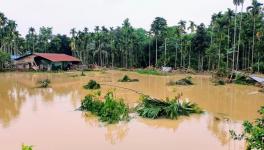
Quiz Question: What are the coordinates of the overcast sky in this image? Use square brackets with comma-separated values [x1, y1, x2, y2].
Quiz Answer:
[1, 0, 254, 36]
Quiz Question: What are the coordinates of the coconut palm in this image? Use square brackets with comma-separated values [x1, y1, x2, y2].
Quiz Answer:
[178, 20, 186, 68]
[247, 0, 263, 67]
[232, 0, 240, 71]
[236, 0, 245, 70]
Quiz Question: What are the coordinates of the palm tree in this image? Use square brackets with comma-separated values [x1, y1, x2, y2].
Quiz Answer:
[236, 0, 244, 70]
[178, 20, 186, 68]
[188, 21, 196, 69]
[232, 0, 240, 71]
[247, 0, 263, 67]
[226, 9, 234, 69]
[28, 27, 36, 53]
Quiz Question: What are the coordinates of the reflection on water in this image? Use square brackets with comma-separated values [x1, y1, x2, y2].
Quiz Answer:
[0, 71, 263, 150]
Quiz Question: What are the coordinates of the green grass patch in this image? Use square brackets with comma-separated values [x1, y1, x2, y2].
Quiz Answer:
[83, 80, 101, 90]
[80, 92, 129, 124]
[136, 95, 203, 119]
[118, 75, 139, 82]
[36, 79, 51, 88]
[136, 69, 166, 76]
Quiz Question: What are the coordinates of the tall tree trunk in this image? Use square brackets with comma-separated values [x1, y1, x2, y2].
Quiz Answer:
[164, 38, 167, 66]
[149, 40, 151, 67]
[218, 32, 222, 70]
[232, 5, 238, 71]
[252, 17, 256, 67]
[175, 43, 178, 69]
[181, 39, 183, 68]
[236, 4, 244, 70]
[188, 45, 191, 69]
[111, 51, 114, 68]
[227, 27, 230, 70]
[155, 37, 158, 67]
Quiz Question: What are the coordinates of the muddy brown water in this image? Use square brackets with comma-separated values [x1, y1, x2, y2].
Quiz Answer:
[0, 71, 263, 150]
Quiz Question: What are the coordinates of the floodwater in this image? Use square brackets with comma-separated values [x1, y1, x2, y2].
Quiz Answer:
[0, 71, 263, 150]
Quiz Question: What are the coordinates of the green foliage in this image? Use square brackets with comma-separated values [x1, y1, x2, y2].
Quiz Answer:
[244, 106, 264, 149]
[36, 79, 51, 88]
[230, 106, 264, 150]
[83, 80, 101, 90]
[80, 92, 129, 124]
[0, 51, 10, 70]
[22, 144, 33, 150]
[234, 73, 255, 85]
[118, 75, 139, 82]
[253, 62, 264, 73]
[174, 76, 193, 85]
[136, 69, 165, 76]
[136, 95, 203, 119]
[213, 79, 226, 86]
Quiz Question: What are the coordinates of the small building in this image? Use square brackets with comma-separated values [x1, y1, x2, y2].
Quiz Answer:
[14, 53, 81, 71]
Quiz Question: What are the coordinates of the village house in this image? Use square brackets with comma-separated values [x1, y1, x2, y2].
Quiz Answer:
[14, 53, 81, 71]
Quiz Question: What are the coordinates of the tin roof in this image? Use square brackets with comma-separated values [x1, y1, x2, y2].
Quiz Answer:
[34, 53, 80, 62]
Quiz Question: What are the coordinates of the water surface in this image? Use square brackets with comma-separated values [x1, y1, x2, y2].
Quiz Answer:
[0, 71, 263, 150]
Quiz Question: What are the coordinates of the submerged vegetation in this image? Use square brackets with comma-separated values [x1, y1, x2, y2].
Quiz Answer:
[83, 80, 101, 90]
[80, 92, 129, 124]
[118, 75, 139, 82]
[36, 79, 51, 88]
[22, 144, 33, 150]
[168, 76, 194, 86]
[233, 73, 255, 85]
[136, 95, 203, 119]
[136, 69, 165, 76]
[230, 106, 264, 150]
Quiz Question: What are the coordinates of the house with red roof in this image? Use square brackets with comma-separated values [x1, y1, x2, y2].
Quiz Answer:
[14, 53, 81, 71]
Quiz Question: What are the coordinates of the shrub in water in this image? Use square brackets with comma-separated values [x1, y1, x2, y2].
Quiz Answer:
[83, 80, 101, 90]
[136, 69, 164, 76]
[259, 88, 264, 93]
[22, 144, 33, 150]
[80, 92, 129, 124]
[136, 95, 203, 119]
[230, 106, 264, 150]
[212, 79, 226, 86]
[36, 79, 51, 88]
[173, 76, 193, 85]
[234, 73, 255, 85]
[118, 75, 139, 82]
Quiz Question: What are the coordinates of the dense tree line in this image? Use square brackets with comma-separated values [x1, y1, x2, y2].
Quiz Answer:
[0, 0, 263, 72]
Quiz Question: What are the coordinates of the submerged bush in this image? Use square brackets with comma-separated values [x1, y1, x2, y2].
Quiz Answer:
[136, 95, 203, 119]
[80, 92, 129, 124]
[22, 144, 33, 150]
[230, 106, 264, 150]
[173, 76, 193, 85]
[136, 69, 165, 76]
[212, 79, 226, 86]
[36, 79, 51, 88]
[233, 73, 255, 85]
[118, 75, 139, 82]
[83, 80, 101, 90]
[81, 71, 86, 76]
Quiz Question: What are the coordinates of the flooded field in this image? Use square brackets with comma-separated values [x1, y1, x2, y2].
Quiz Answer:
[0, 70, 263, 150]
